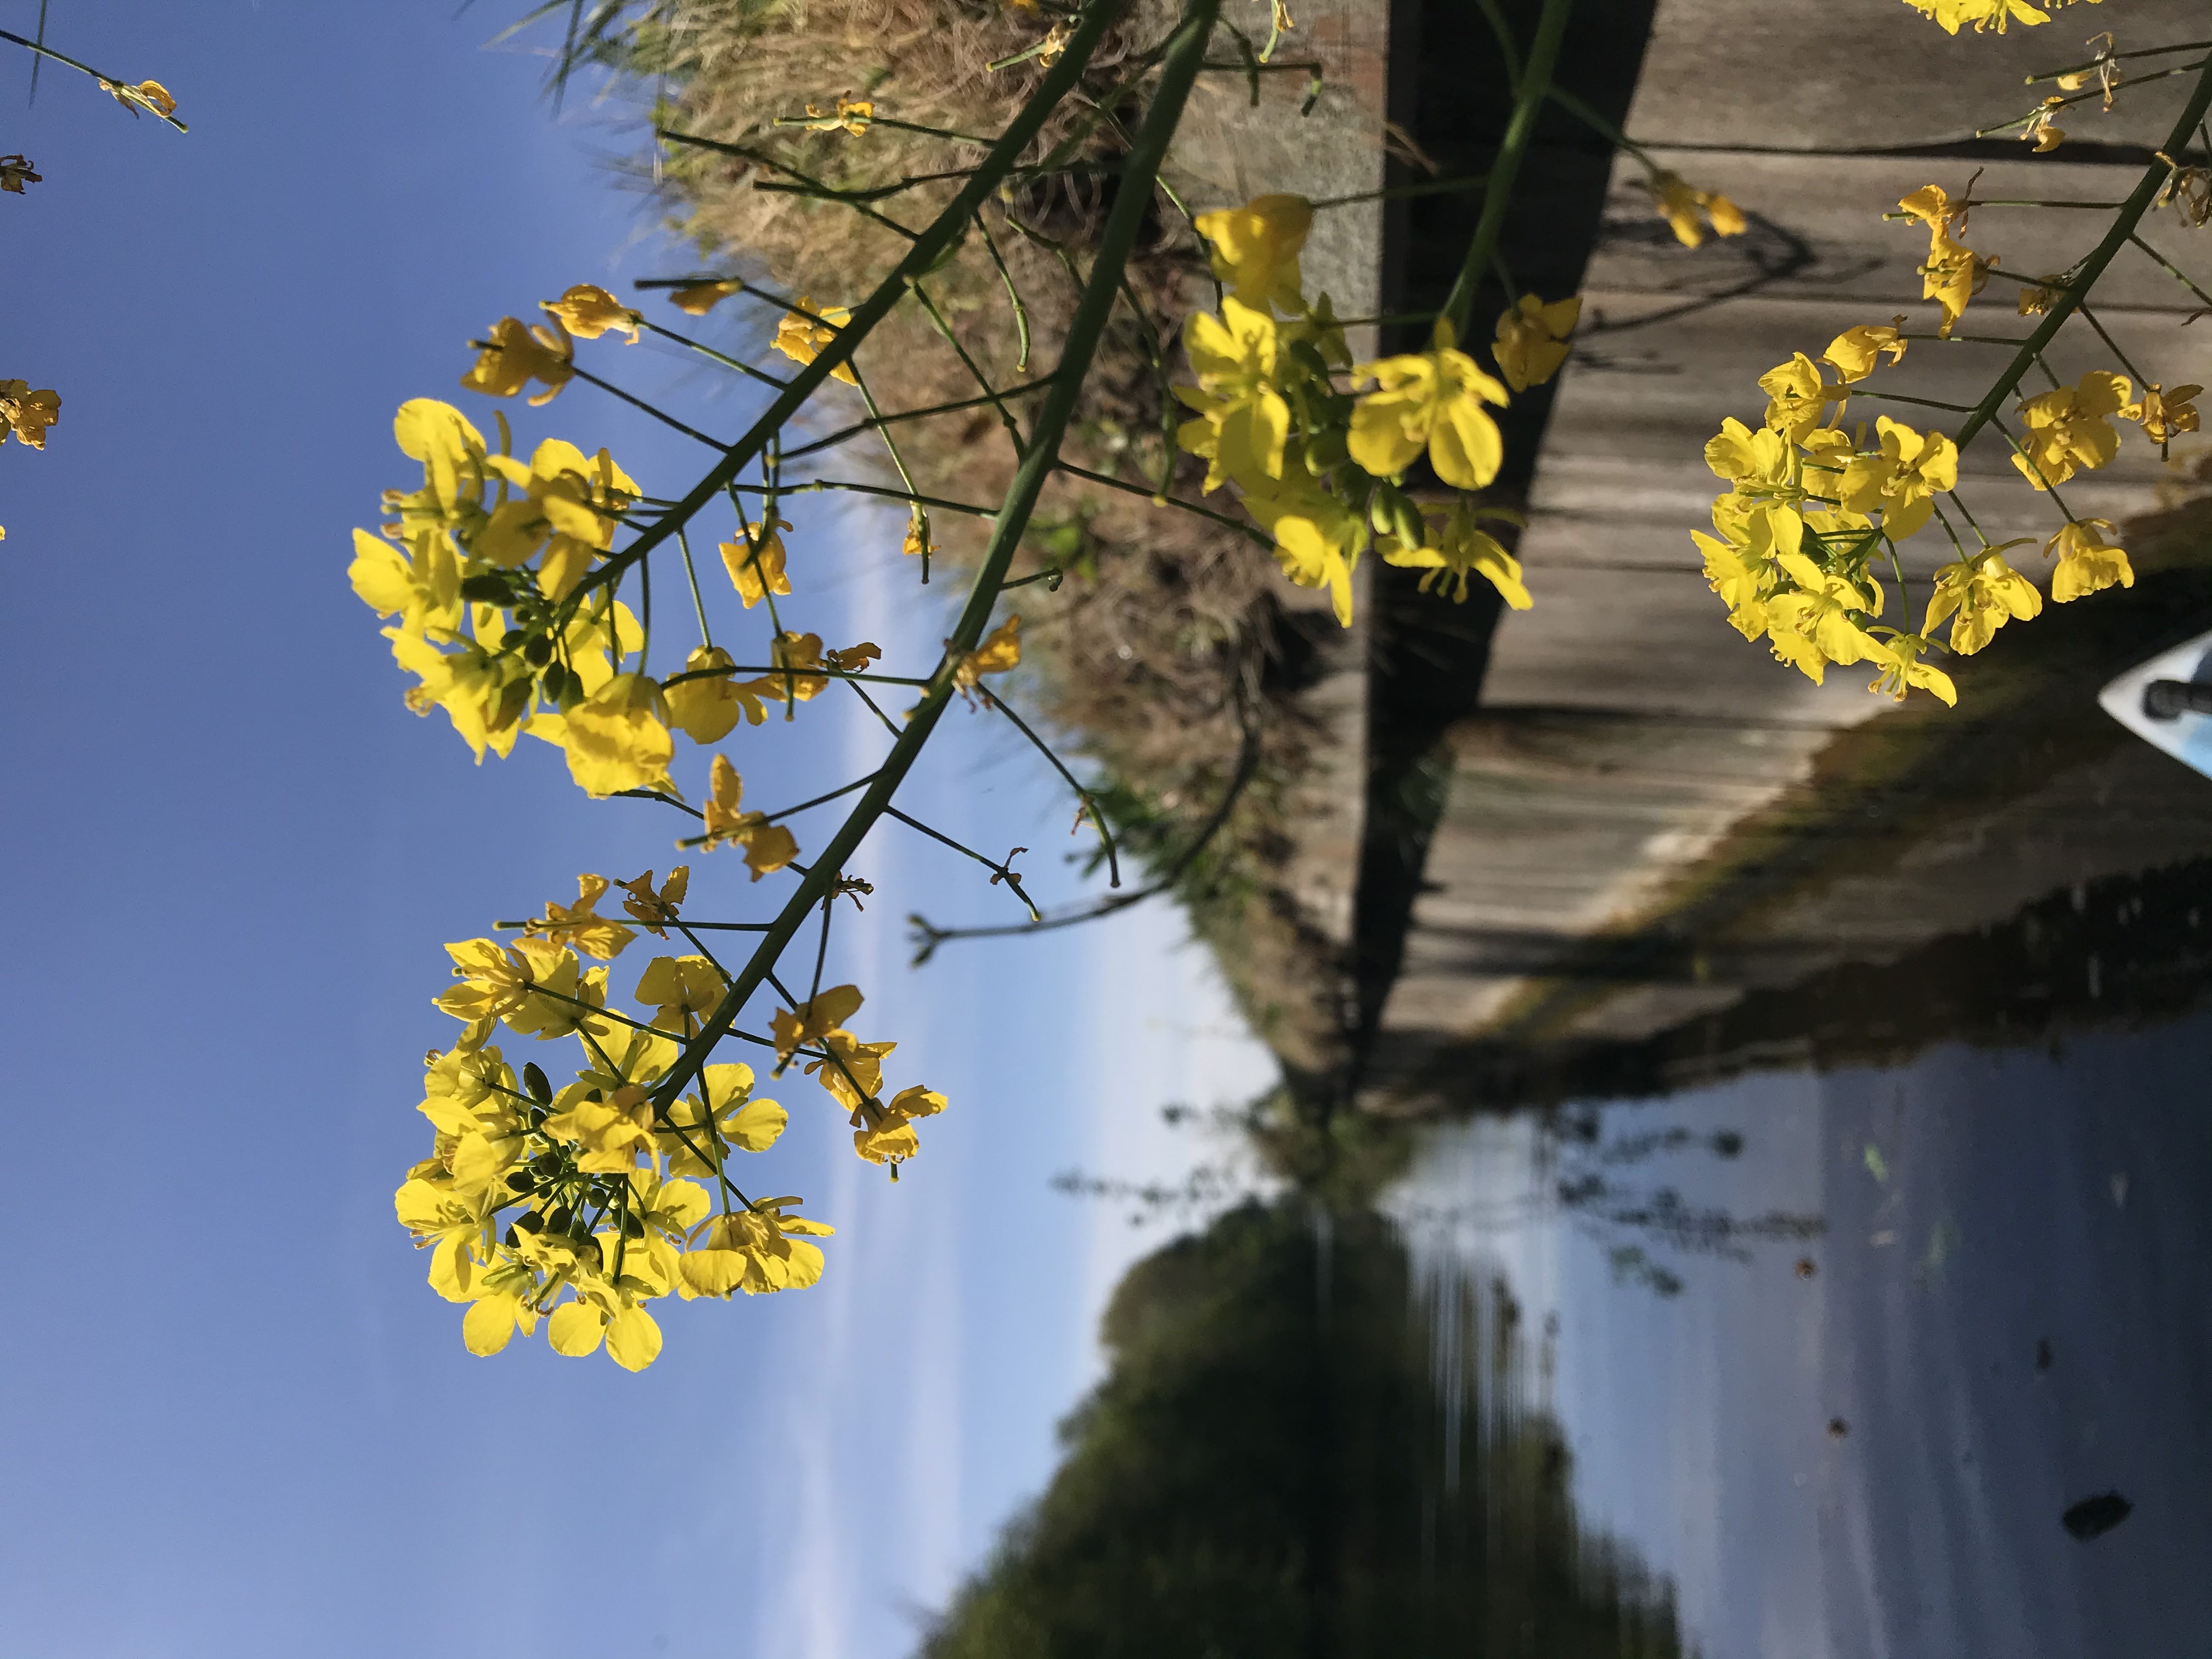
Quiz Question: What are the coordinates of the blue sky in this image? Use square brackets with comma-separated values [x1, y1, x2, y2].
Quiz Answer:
[0, 5, 1272, 1656]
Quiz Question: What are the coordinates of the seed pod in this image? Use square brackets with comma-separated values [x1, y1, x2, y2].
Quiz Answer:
[1288, 340, 1334, 384]
[1305, 425, 1349, 472]
[489, 675, 532, 734]
[1369, 481, 1408, 537]
[1392, 495, 1429, 550]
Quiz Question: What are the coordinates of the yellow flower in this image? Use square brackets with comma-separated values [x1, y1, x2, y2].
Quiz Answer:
[635, 954, 725, 1037]
[393, 1177, 503, 1302]
[1899, 0, 2051, 35]
[1692, 498, 1797, 641]
[1175, 297, 1291, 493]
[2123, 383, 2200, 445]
[1348, 320, 1510, 490]
[1492, 294, 1581, 392]
[460, 1287, 543, 1357]
[702, 754, 800, 879]
[477, 438, 641, 596]
[1702, 416, 1801, 499]
[1757, 353, 1847, 443]
[541, 283, 643, 343]
[2045, 518, 2133, 602]
[384, 623, 529, 763]
[1765, 549, 1886, 679]
[852, 1084, 948, 1166]
[1646, 171, 1746, 247]
[544, 672, 676, 798]
[679, 1200, 833, 1299]
[522, 873, 636, 960]
[657, 1063, 786, 1176]
[2012, 369, 2130, 489]
[798, 97, 874, 134]
[436, 936, 609, 1040]
[1192, 193, 1313, 315]
[772, 297, 857, 386]
[720, 519, 793, 608]
[1243, 475, 1365, 626]
[664, 646, 770, 743]
[543, 1082, 658, 1173]
[0, 155, 41, 193]
[952, 616, 1022, 694]
[349, 526, 462, 635]
[1924, 548, 2042, 654]
[1838, 416, 1957, 540]
[379, 399, 493, 557]
[806, 1028, 896, 1110]
[2023, 97, 2066, 152]
[902, 514, 935, 560]
[546, 1261, 667, 1371]
[616, 866, 689, 937]
[770, 983, 864, 1060]
[99, 78, 178, 119]
[1898, 187, 1991, 338]
[1822, 323, 1908, 385]
[1866, 633, 1957, 706]
[1380, 499, 1532, 609]
[0, 380, 60, 448]
[669, 279, 740, 316]
[761, 631, 834, 706]
[461, 315, 574, 405]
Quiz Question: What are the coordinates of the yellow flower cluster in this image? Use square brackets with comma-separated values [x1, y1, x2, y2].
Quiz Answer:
[0, 375, 58, 541]
[1173, 194, 1571, 626]
[1698, 326, 1967, 702]
[0, 379, 59, 449]
[1701, 289, 2162, 701]
[768, 984, 947, 1168]
[348, 397, 918, 814]
[1898, 0, 2095, 35]
[397, 868, 948, 1366]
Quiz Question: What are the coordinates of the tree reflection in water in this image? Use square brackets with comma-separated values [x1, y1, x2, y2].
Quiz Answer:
[920, 1201, 1685, 1659]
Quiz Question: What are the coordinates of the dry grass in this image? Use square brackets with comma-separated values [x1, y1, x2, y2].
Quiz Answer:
[573, 0, 1353, 1082]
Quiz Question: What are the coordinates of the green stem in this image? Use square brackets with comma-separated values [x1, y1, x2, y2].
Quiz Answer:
[1310, 174, 1490, 211]
[884, 806, 1041, 919]
[1054, 460, 1271, 545]
[676, 528, 713, 651]
[849, 363, 932, 580]
[1954, 54, 2212, 453]
[2131, 232, 2212, 311]
[779, 379, 1058, 461]
[645, 0, 1216, 1116]
[0, 27, 188, 131]
[642, 320, 792, 390]
[1441, 0, 1576, 340]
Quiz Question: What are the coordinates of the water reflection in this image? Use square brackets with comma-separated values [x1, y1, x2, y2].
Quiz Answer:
[921, 1200, 1688, 1658]
[974, 870, 2212, 1657]
[1390, 1018, 2212, 1658]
